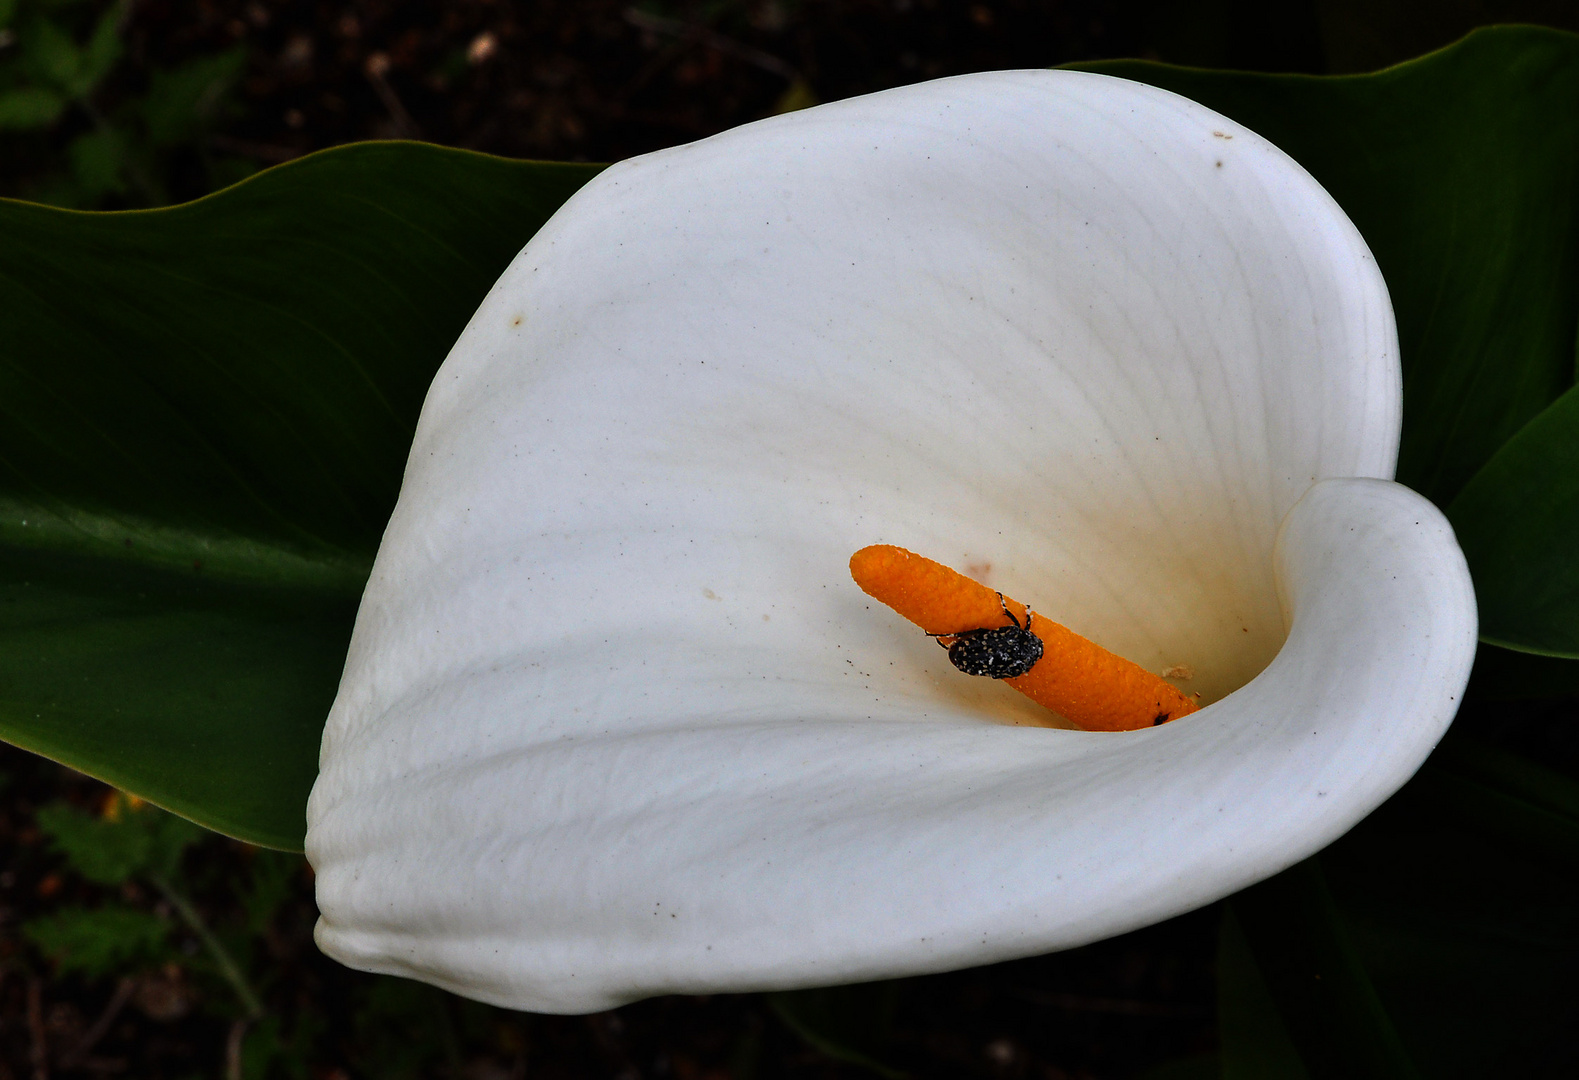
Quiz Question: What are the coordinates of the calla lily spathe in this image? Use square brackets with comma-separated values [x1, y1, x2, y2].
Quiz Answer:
[305, 70, 1478, 1013]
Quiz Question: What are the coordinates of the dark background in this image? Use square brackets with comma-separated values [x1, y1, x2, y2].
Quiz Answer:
[6, 0, 1579, 207]
[2, 2, 1578, 1078]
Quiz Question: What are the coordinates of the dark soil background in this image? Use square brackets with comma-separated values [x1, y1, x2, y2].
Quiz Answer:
[4, 2, 1579, 1078]
[7, 0, 1579, 207]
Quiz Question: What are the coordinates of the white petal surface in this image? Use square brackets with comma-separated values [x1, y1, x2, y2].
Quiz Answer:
[306, 71, 1473, 1012]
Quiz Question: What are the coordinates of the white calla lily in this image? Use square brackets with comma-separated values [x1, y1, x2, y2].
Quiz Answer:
[305, 70, 1477, 1013]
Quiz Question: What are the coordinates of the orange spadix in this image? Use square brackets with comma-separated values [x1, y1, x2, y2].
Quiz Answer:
[849, 544, 1198, 732]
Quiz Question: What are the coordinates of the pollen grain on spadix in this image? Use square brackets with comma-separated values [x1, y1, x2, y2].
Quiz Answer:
[849, 544, 1198, 732]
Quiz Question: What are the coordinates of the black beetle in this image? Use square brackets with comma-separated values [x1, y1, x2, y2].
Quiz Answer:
[928, 592, 1044, 679]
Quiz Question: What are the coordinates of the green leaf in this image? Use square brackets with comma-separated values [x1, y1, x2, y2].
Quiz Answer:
[1230, 862, 1417, 1080]
[76, 5, 121, 93]
[1462, 641, 1579, 701]
[0, 143, 600, 848]
[1216, 906, 1307, 1080]
[66, 125, 127, 199]
[240, 1014, 319, 1080]
[142, 47, 245, 147]
[21, 16, 83, 94]
[1450, 384, 1579, 655]
[0, 85, 65, 129]
[1231, 736, 1579, 1078]
[37, 800, 152, 883]
[350, 977, 459, 1080]
[767, 983, 908, 1078]
[1080, 26, 1579, 508]
[36, 796, 201, 883]
[143, 804, 205, 879]
[15, 6, 121, 99]
[240, 850, 304, 935]
[24, 904, 172, 978]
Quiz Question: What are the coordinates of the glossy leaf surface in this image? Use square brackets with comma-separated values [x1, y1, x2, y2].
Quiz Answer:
[1450, 384, 1579, 655]
[0, 144, 599, 848]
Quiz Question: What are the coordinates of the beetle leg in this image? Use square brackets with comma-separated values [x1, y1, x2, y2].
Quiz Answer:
[996, 591, 1022, 630]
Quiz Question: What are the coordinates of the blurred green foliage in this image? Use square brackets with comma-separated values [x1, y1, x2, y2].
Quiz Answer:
[25, 904, 172, 980]
[0, 0, 247, 206]
[28, 793, 261, 1011]
[37, 794, 202, 883]
[19, 788, 508, 1078]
